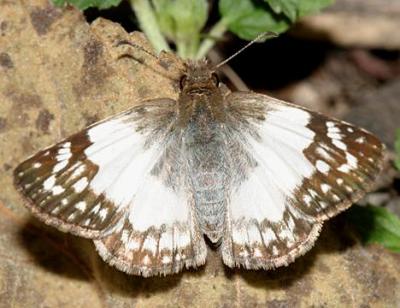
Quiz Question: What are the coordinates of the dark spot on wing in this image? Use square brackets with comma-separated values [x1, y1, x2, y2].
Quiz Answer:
[35, 109, 54, 133]
[0, 52, 13, 69]
[29, 5, 61, 36]
[0, 117, 7, 132]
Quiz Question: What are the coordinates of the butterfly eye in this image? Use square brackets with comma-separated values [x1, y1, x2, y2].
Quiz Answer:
[180, 75, 188, 90]
[211, 73, 219, 86]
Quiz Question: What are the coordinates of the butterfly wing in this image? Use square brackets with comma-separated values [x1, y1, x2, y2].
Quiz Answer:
[14, 99, 177, 237]
[94, 188, 207, 277]
[221, 92, 385, 269]
[93, 133, 207, 276]
[14, 98, 206, 276]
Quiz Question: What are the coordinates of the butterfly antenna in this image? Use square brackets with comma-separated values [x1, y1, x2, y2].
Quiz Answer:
[114, 40, 180, 81]
[115, 40, 159, 60]
[213, 32, 278, 70]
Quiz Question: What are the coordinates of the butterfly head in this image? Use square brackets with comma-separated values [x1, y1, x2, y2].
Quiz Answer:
[177, 59, 225, 127]
[180, 59, 219, 96]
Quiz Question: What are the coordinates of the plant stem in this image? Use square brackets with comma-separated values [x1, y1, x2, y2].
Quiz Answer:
[129, 0, 171, 53]
[177, 36, 200, 59]
[176, 39, 188, 59]
[196, 19, 228, 59]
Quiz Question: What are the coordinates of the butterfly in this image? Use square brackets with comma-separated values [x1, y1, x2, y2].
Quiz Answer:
[14, 39, 385, 277]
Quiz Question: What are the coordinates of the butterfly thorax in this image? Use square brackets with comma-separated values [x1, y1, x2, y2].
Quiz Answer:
[177, 61, 226, 129]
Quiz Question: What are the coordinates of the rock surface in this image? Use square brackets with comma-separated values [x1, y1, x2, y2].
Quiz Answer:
[294, 0, 400, 49]
[344, 79, 400, 150]
[0, 0, 399, 307]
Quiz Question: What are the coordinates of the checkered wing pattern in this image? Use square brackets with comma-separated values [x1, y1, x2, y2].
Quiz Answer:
[14, 99, 207, 276]
[221, 92, 385, 269]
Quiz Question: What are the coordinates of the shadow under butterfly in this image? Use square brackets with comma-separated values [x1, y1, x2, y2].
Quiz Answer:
[14, 33, 385, 277]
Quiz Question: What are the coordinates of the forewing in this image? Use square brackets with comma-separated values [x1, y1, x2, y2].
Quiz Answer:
[14, 98, 207, 276]
[14, 99, 177, 238]
[221, 92, 385, 269]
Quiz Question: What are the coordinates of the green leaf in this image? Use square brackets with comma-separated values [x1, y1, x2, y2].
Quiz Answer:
[51, 0, 122, 10]
[395, 128, 400, 171]
[265, 0, 298, 21]
[297, 0, 333, 17]
[152, 0, 208, 58]
[229, 9, 289, 40]
[219, 0, 254, 23]
[265, 0, 333, 20]
[347, 205, 400, 253]
[265, 0, 283, 14]
[219, 0, 290, 40]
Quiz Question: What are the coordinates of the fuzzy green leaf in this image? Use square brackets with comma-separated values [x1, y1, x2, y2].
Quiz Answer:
[395, 128, 400, 171]
[297, 0, 333, 17]
[265, 0, 298, 21]
[229, 9, 289, 40]
[219, 0, 290, 40]
[152, 0, 208, 39]
[347, 205, 400, 253]
[51, 0, 122, 10]
[152, 0, 208, 57]
[219, 0, 254, 23]
[265, 0, 283, 14]
[265, 0, 333, 20]
[220, 0, 332, 40]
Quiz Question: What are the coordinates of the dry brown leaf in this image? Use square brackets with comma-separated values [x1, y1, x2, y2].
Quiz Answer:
[1, 0, 400, 307]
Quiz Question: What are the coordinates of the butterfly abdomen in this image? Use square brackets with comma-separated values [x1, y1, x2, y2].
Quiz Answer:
[191, 171, 226, 243]
[185, 121, 228, 243]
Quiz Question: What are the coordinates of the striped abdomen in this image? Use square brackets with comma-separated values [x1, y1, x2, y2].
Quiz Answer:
[192, 171, 226, 243]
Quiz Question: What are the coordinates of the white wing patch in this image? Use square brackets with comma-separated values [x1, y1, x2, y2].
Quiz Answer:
[87, 130, 160, 209]
[230, 166, 286, 223]
[222, 92, 384, 270]
[84, 113, 166, 210]
[94, 176, 206, 277]
[14, 100, 182, 239]
[128, 175, 188, 231]
[230, 103, 315, 224]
